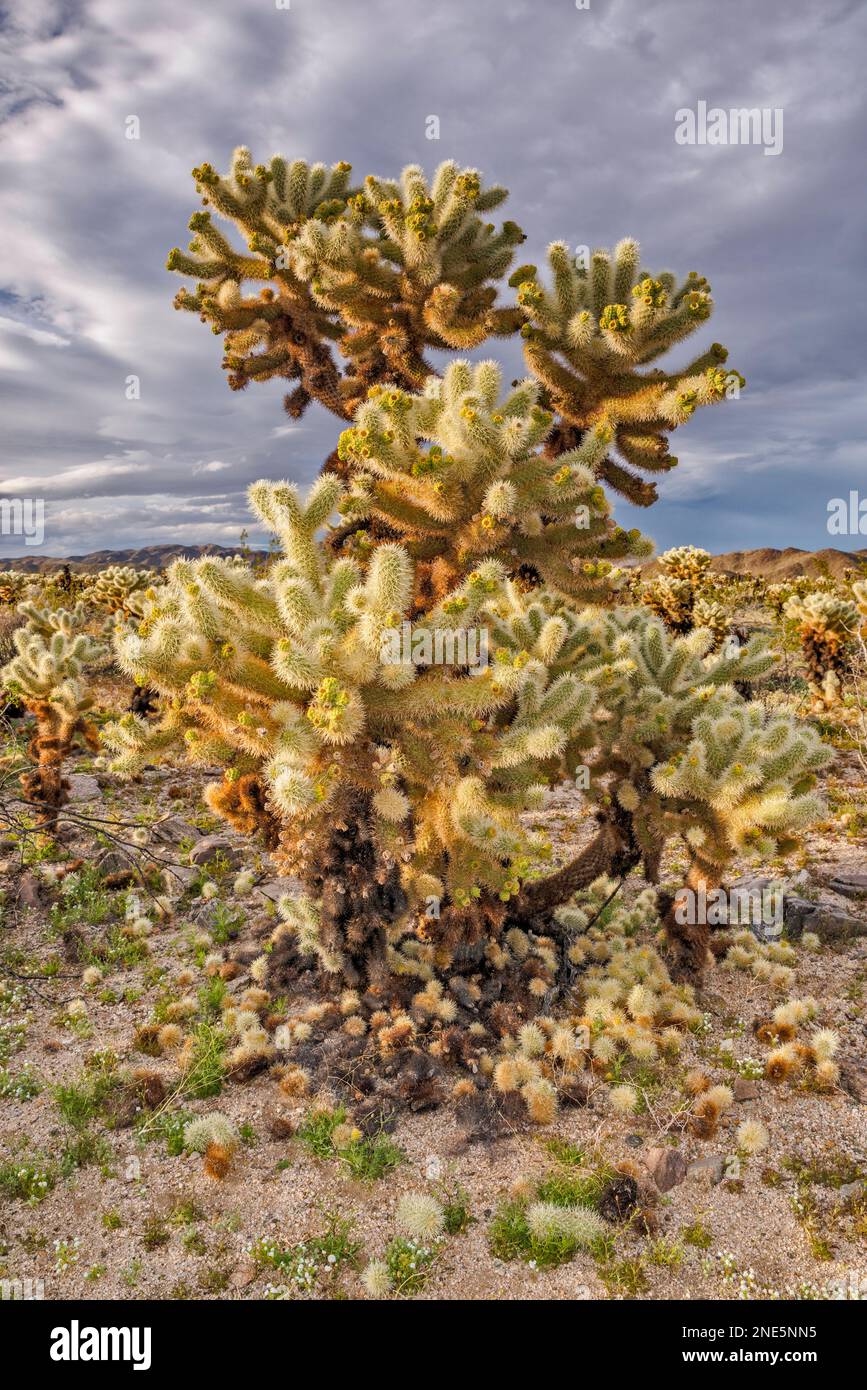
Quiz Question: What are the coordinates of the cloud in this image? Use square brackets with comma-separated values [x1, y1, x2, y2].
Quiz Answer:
[0, 0, 865, 557]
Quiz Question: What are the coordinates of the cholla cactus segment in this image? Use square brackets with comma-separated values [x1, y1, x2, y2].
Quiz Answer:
[525, 1201, 607, 1248]
[168, 153, 524, 420]
[784, 591, 858, 707]
[517, 242, 741, 506]
[182, 1111, 239, 1154]
[333, 358, 651, 603]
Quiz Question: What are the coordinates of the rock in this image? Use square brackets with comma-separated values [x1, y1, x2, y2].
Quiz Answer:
[783, 897, 865, 942]
[624, 1134, 644, 1148]
[733, 1077, 759, 1102]
[66, 773, 101, 801]
[839, 1058, 867, 1105]
[255, 878, 302, 903]
[803, 904, 866, 942]
[189, 834, 245, 870]
[644, 1146, 688, 1192]
[687, 1155, 725, 1185]
[96, 848, 133, 877]
[828, 870, 867, 901]
[836, 1180, 866, 1204]
[782, 895, 818, 939]
[230, 1259, 259, 1290]
[162, 865, 198, 896]
[17, 871, 44, 910]
[151, 817, 201, 846]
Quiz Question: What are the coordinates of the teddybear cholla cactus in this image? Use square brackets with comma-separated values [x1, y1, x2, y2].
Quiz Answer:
[107, 470, 828, 989]
[0, 602, 103, 824]
[84, 565, 155, 617]
[637, 546, 728, 647]
[784, 590, 859, 709]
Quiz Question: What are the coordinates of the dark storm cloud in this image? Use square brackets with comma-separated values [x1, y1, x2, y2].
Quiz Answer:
[0, 0, 865, 558]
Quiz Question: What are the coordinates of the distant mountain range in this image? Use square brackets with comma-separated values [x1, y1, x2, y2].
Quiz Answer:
[2, 543, 269, 573]
[3, 543, 866, 579]
[642, 547, 866, 581]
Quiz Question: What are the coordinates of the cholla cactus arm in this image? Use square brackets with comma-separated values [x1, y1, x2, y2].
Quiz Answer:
[333, 359, 652, 604]
[518, 242, 743, 506]
[167, 153, 524, 422]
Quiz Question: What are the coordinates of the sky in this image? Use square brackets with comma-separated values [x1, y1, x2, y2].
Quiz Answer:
[0, 0, 865, 560]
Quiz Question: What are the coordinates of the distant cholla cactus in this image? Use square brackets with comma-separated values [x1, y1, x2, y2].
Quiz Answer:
[0, 603, 104, 824]
[84, 565, 155, 616]
[638, 546, 728, 645]
[784, 591, 859, 708]
[0, 570, 32, 606]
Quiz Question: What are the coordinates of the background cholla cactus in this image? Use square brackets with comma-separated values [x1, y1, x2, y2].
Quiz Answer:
[0, 570, 33, 606]
[637, 546, 729, 648]
[0, 603, 104, 824]
[784, 591, 859, 709]
[84, 565, 155, 617]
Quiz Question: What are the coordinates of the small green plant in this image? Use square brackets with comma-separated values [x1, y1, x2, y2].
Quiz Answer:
[383, 1236, 438, 1296]
[0, 1158, 56, 1205]
[182, 1023, 226, 1098]
[252, 1211, 361, 1294]
[53, 1236, 81, 1274]
[681, 1219, 713, 1249]
[0, 1064, 41, 1101]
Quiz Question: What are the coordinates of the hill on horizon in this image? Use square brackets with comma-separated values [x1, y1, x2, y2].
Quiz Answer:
[2, 542, 865, 580]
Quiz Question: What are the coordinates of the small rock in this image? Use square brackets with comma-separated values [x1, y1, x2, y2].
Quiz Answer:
[255, 878, 303, 903]
[829, 870, 867, 901]
[836, 1180, 866, 1204]
[784, 897, 865, 942]
[17, 871, 44, 910]
[839, 1058, 867, 1105]
[151, 817, 201, 846]
[162, 865, 198, 896]
[67, 773, 101, 800]
[96, 848, 133, 877]
[644, 1146, 688, 1192]
[624, 1134, 644, 1148]
[733, 1077, 759, 1102]
[230, 1260, 259, 1289]
[687, 1155, 725, 1185]
[189, 834, 245, 870]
